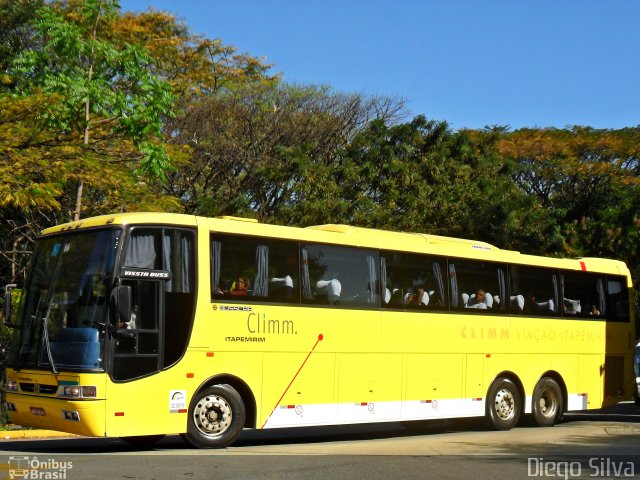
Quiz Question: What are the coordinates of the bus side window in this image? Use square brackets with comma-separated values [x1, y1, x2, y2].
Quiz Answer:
[211, 235, 257, 298]
[302, 244, 379, 308]
[266, 242, 299, 303]
[163, 229, 196, 368]
[450, 260, 505, 313]
[381, 252, 447, 311]
[509, 265, 558, 316]
[211, 234, 300, 303]
[562, 272, 606, 319]
[606, 277, 630, 322]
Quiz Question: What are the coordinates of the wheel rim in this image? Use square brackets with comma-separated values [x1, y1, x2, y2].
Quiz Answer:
[193, 394, 233, 437]
[494, 388, 515, 421]
[538, 388, 558, 418]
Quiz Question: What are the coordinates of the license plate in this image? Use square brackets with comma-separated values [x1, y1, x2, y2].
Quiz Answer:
[29, 407, 46, 416]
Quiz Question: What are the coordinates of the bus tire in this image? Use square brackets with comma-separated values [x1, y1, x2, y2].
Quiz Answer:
[486, 377, 521, 430]
[183, 384, 245, 448]
[531, 377, 563, 427]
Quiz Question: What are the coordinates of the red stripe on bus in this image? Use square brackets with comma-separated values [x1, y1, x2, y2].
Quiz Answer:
[580, 261, 587, 271]
[262, 334, 324, 428]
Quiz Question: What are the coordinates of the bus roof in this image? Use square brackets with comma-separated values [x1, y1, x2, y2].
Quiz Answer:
[41, 212, 631, 279]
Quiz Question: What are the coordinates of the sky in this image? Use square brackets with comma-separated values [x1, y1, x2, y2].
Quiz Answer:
[120, 0, 640, 131]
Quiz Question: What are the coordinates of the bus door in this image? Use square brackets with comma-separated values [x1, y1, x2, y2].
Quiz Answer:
[106, 227, 196, 436]
[111, 277, 163, 381]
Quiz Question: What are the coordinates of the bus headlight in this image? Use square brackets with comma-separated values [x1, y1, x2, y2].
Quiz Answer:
[81, 386, 97, 397]
[56, 385, 97, 398]
[4, 380, 18, 392]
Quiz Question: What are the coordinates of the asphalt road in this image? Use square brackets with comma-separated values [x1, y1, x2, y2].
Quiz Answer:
[1, 402, 640, 480]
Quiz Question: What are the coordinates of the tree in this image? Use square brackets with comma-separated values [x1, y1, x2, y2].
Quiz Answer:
[108, 7, 277, 100]
[0, 0, 43, 77]
[9, 0, 175, 220]
[287, 116, 529, 246]
[163, 82, 406, 220]
[498, 126, 640, 297]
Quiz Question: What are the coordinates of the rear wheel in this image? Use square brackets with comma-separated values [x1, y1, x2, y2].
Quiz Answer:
[486, 377, 521, 430]
[182, 384, 245, 448]
[532, 378, 563, 427]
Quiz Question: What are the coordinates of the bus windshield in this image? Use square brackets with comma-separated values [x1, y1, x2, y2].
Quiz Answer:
[9, 229, 121, 372]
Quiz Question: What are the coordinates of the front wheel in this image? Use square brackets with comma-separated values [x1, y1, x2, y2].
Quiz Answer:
[182, 384, 245, 448]
[532, 377, 563, 427]
[486, 377, 521, 430]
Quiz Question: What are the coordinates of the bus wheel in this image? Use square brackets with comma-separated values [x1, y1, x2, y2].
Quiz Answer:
[486, 377, 521, 430]
[183, 384, 245, 448]
[532, 377, 563, 427]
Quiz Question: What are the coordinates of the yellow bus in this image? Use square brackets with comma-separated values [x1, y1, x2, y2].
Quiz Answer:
[2, 212, 634, 448]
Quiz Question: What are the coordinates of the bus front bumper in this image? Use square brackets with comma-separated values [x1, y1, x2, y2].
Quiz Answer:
[5, 393, 105, 437]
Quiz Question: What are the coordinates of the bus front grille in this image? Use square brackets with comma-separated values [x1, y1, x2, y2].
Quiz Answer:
[19, 383, 57, 395]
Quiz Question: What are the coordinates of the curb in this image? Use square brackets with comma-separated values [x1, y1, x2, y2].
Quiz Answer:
[1, 429, 78, 440]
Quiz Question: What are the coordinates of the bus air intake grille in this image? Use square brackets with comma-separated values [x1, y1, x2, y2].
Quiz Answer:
[19, 383, 57, 395]
[604, 355, 624, 397]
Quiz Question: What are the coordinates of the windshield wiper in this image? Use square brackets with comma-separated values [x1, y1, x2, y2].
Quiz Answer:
[40, 312, 58, 374]
[36, 244, 67, 375]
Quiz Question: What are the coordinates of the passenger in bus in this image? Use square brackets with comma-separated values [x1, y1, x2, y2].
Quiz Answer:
[230, 277, 250, 296]
[428, 291, 442, 308]
[524, 294, 539, 313]
[590, 304, 601, 316]
[405, 288, 428, 306]
[114, 315, 135, 331]
[525, 294, 554, 314]
[467, 289, 488, 309]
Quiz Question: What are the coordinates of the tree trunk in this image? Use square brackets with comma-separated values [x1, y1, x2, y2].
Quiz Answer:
[73, 179, 84, 221]
[74, 2, 101, 222]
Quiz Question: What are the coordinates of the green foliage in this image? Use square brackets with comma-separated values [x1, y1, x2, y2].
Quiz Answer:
[0, 0, 43, 77]
[164, 82, 405, 220]
[10, 0, 175, 180]
[0, 0, 177, 228]
[498, 126, 640, 255]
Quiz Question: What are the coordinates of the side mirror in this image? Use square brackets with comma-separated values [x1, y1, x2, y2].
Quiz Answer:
[116, 285, 132, 328]
[4, 284, 18, 327]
